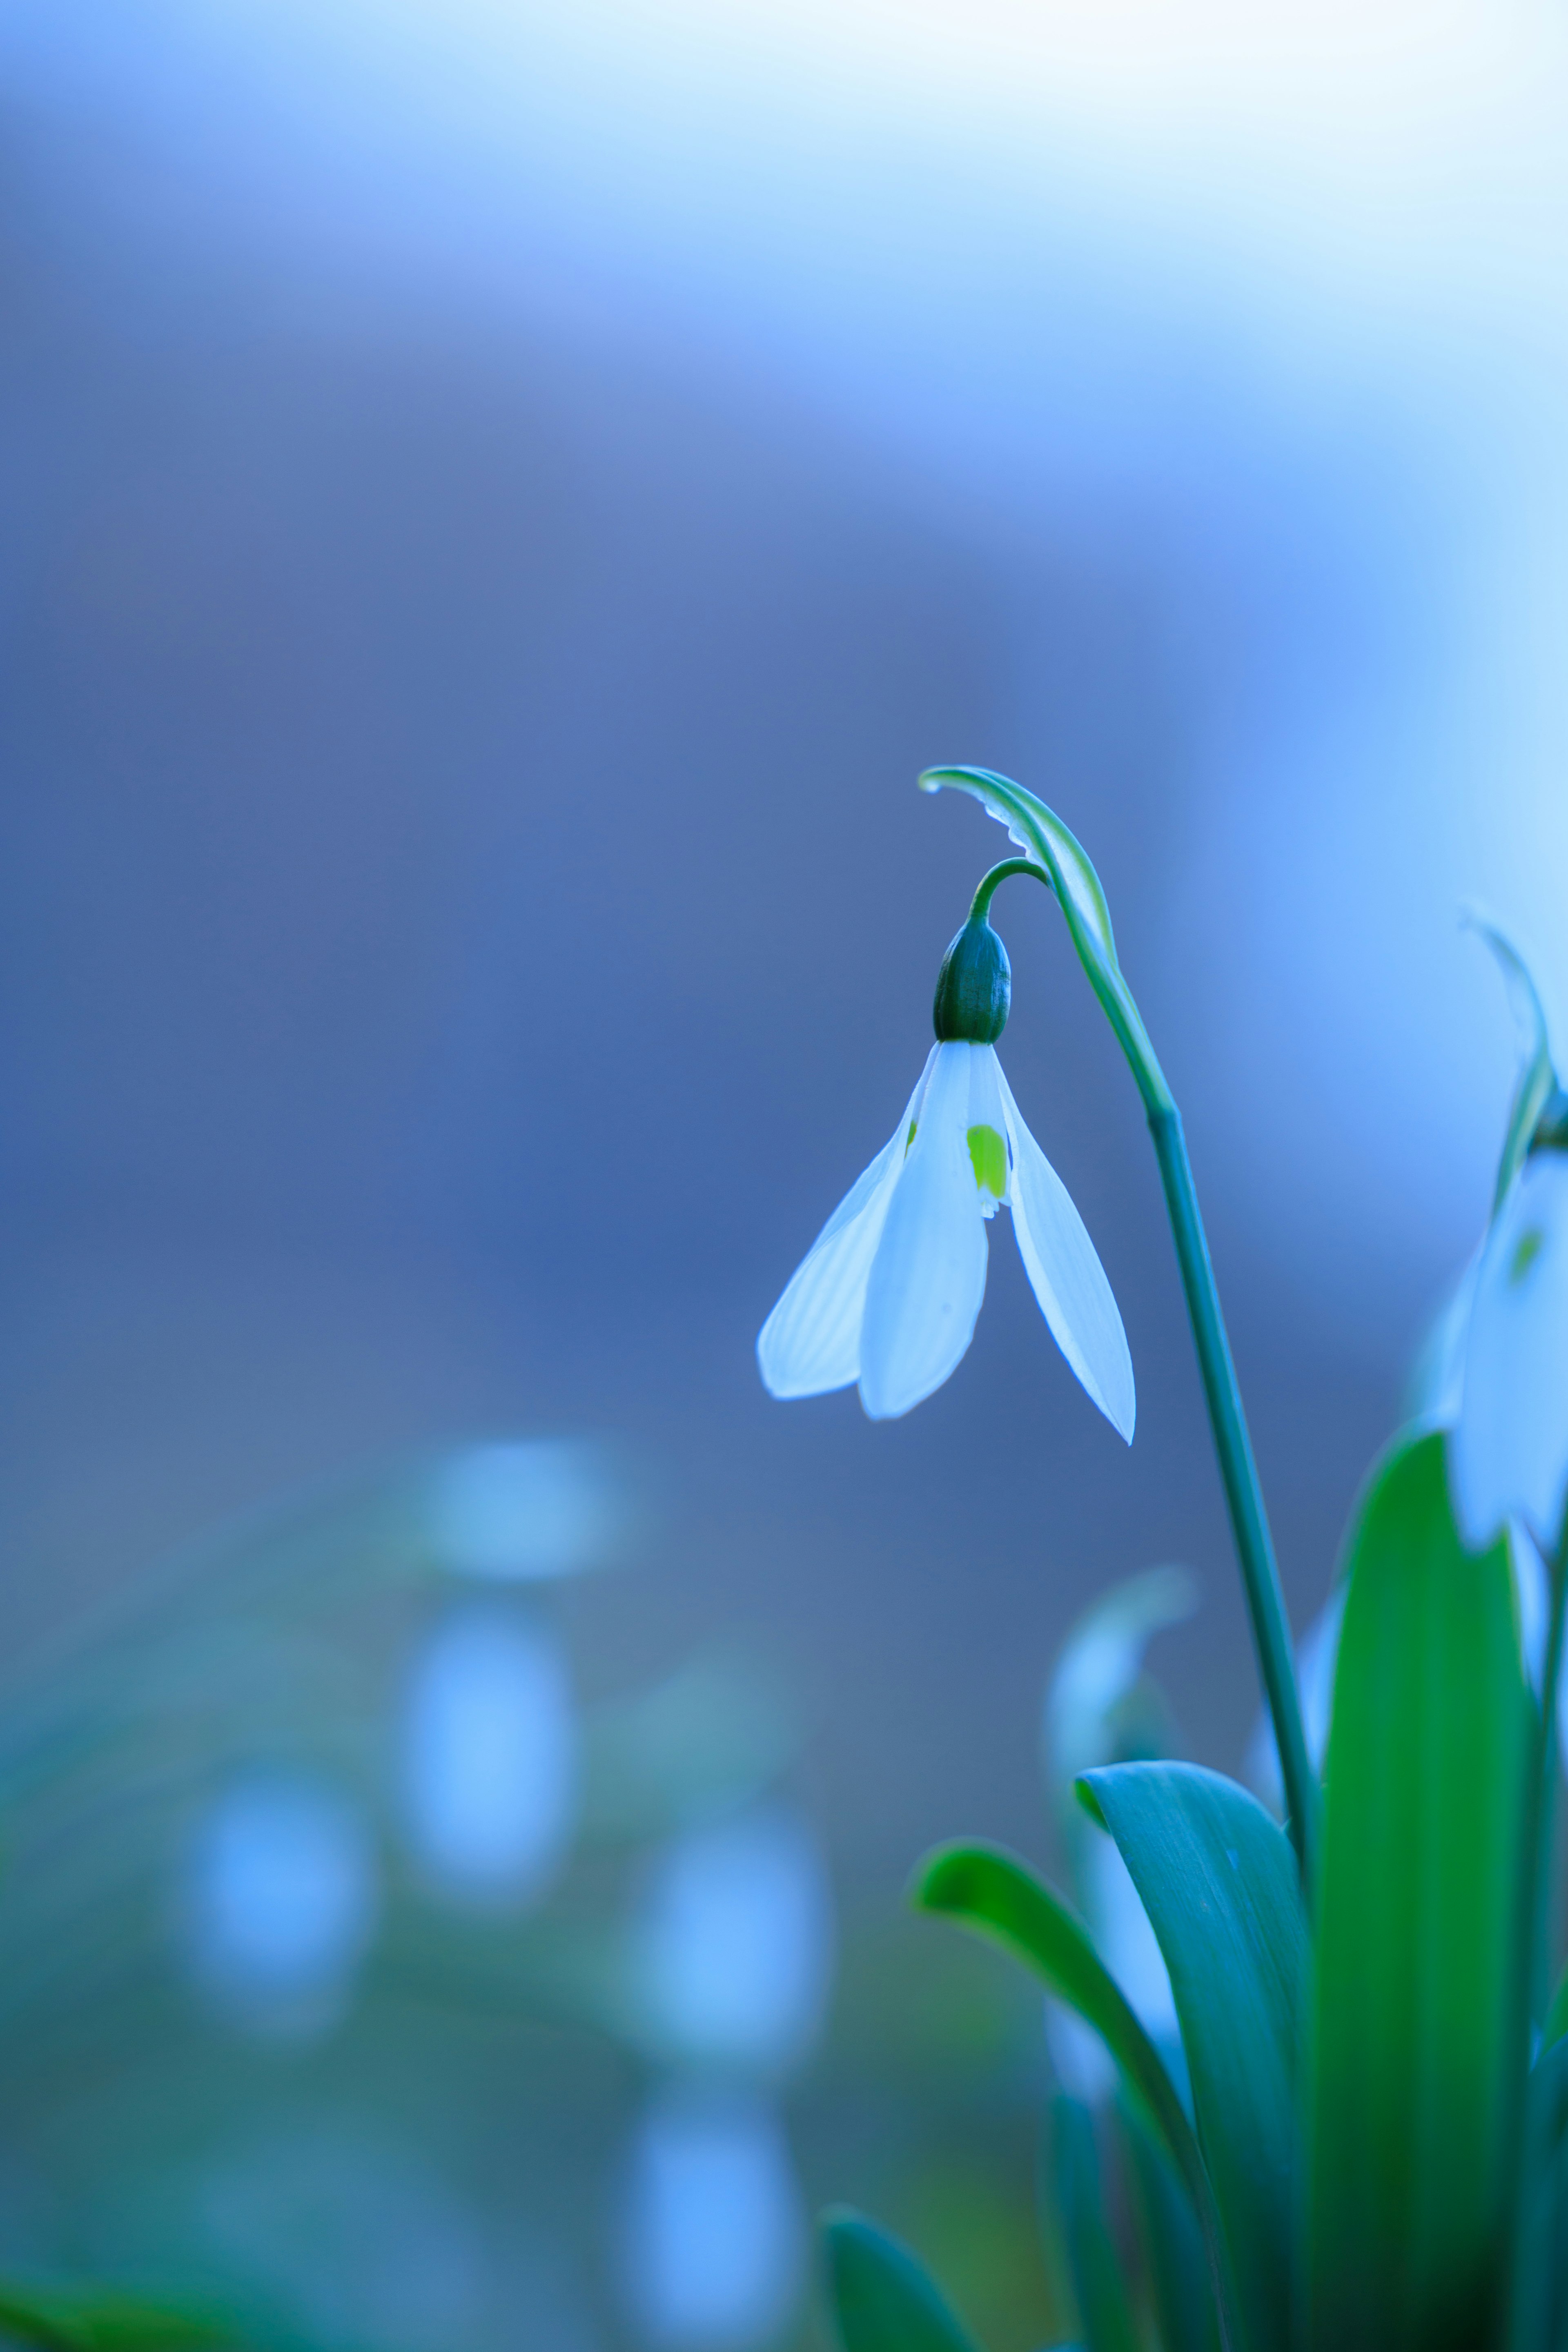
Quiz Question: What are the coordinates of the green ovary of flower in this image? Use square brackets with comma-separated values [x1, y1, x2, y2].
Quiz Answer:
[967, 1123, 1007, 1199]
[1510, 1226, 1545, 1285]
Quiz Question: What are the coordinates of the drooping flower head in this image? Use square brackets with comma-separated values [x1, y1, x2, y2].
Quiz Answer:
[757, 908, 1134, 1431]
[1451, 1089, 1568, 1556]
[1433, 918, 1568, 1557]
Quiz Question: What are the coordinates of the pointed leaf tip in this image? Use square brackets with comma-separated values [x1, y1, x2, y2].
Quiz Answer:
[910, 1839, 1226, 2317]
[821, 2209, 982, 2352]
[1465, 909, 1557, 1212]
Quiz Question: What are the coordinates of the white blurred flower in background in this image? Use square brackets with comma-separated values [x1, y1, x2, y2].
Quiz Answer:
[1451, 1146, 1568, 1555]
[620, 2091, 806, 2352]
[1042, 1566, 1192, 2101]
[180, 1771, 380, 2037]
[1243, 1582, 1348, 1815]
[633, 1804, 834, 2077]
[427, 1441, 626, 1582]
[400, 1603, 578, 1905]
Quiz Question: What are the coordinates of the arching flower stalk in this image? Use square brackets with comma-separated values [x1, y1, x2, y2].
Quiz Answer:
[759, 768, 1318, 1889]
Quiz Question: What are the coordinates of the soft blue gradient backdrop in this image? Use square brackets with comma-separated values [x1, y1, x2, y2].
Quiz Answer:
[1, 0, 1564, 1874]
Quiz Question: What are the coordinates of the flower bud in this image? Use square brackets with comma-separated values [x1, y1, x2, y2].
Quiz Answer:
[932, 917, 1011, 1045]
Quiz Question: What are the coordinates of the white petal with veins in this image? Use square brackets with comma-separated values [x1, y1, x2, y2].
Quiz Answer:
[859, 1042, 988, 1419]
[756, 1049, 935, 1399]
[996, 1060, 1134, 1441]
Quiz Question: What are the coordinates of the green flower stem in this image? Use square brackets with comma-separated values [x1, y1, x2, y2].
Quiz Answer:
[1505, 1517, 1568, 2345]
[968, 858, 1042, 923]
[971, 851, 1320, 1891]
[1147, 1106, 1321, 1893]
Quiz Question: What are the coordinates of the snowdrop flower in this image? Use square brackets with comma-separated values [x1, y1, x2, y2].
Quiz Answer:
[1451, 1107, 1568, 1555]
[621, 2091, 805, 2350]
[757, 913, 1134, 1430]
[180, 1772, 380, 2038]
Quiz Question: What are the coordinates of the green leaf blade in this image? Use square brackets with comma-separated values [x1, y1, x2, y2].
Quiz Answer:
[0, 2288, 238, 2352]
[912, 1843, 1202, 2211]
[1117, 2102, 1222, 2352]
[1080, 1761, 1306, 2352]
[821, 2209, 982, 2352]
[1051, 2098, 1141, 2352]
[1307, 1428, 1531, 2352]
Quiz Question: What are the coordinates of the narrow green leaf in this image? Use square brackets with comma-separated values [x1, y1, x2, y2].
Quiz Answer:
[1467, 915, 1557, 1214]
[0, 2288, 236, 2352]
[914, 1844, 1238, 2346]
[1517, 2037, 1568, 2352]
[1118, 2101, 1221, 2352]
[1308, 1428, 1531, 2352]
[1544, 1963, 1568, 2057]
[1050, 2098, 1140, 2352]
[913, 1844, 1204, 2214]
[1080, 1760, 1305, 2352]
[918, 768, 1172, 1116]
[821, 2209, 982, 2352]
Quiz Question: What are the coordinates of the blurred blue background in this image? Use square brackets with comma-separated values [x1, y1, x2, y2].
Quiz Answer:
[0, 0, 1565, 2342]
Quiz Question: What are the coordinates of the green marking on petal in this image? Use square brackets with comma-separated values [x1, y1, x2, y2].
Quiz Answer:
[967, 1123, 1007, 1199]
[1510, 1226, 1546, 1286]
[906, 1120, 918, 1155]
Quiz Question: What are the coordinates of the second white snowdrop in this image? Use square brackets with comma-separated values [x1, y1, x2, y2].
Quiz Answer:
[1451, 1118, 1568, 1556]
[757, 912, 1134, 1432]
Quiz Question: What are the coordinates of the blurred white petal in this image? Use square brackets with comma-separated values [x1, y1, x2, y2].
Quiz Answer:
[1045, 1563, 1198, 1786]
[1407, 1249, 1481, 1429]
[1243, 1583, 1345, 1811]
[757, 1049, 935, 1399]
[1085, 1829, 1176, 2040]
[428, 1439, 623, 1580]
[621, 2093, 805, 2351]
[858, 1042, 987, 1419]
[181, 1773, 379, 2039]
[634, 1804, 834, 2075]
[996, 1061, 1134, 1440]
[1045, 1998, 1117, 2104]
[401, 1606, 577, 1905]
[1452, 1152, 1568, 1550]
[1512, 1524, 1550, 1695]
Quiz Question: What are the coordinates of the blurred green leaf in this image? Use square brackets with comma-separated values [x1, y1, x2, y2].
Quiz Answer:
[1543, 1962, 1568, 2057]
[1049, 2098, 1139, 2352]
[1307, 1429, 1530, 2352]
[1080, 1761, 1304, 2352]
[821, 2208, 982, 2352]
[1118, 2100, 1221, 2352]
[912, 1847, 1219, 2274]
[1517, 2035, 1568, 2352]
[1467, 915, 1557, 1214]
[580, 1654, 795, 1840]
[0, 2287, 236, 2352]
[918, 768, 1171, 1116]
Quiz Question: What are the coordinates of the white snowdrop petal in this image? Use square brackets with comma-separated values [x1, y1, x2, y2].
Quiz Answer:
[756, 1050, 935, 1399]
[859, 1043, 988, 1419]
[995, 1061, 1135, 1441]
[1452, 1153, 1568, 1550]
[966, 1045, 1010, 1216]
